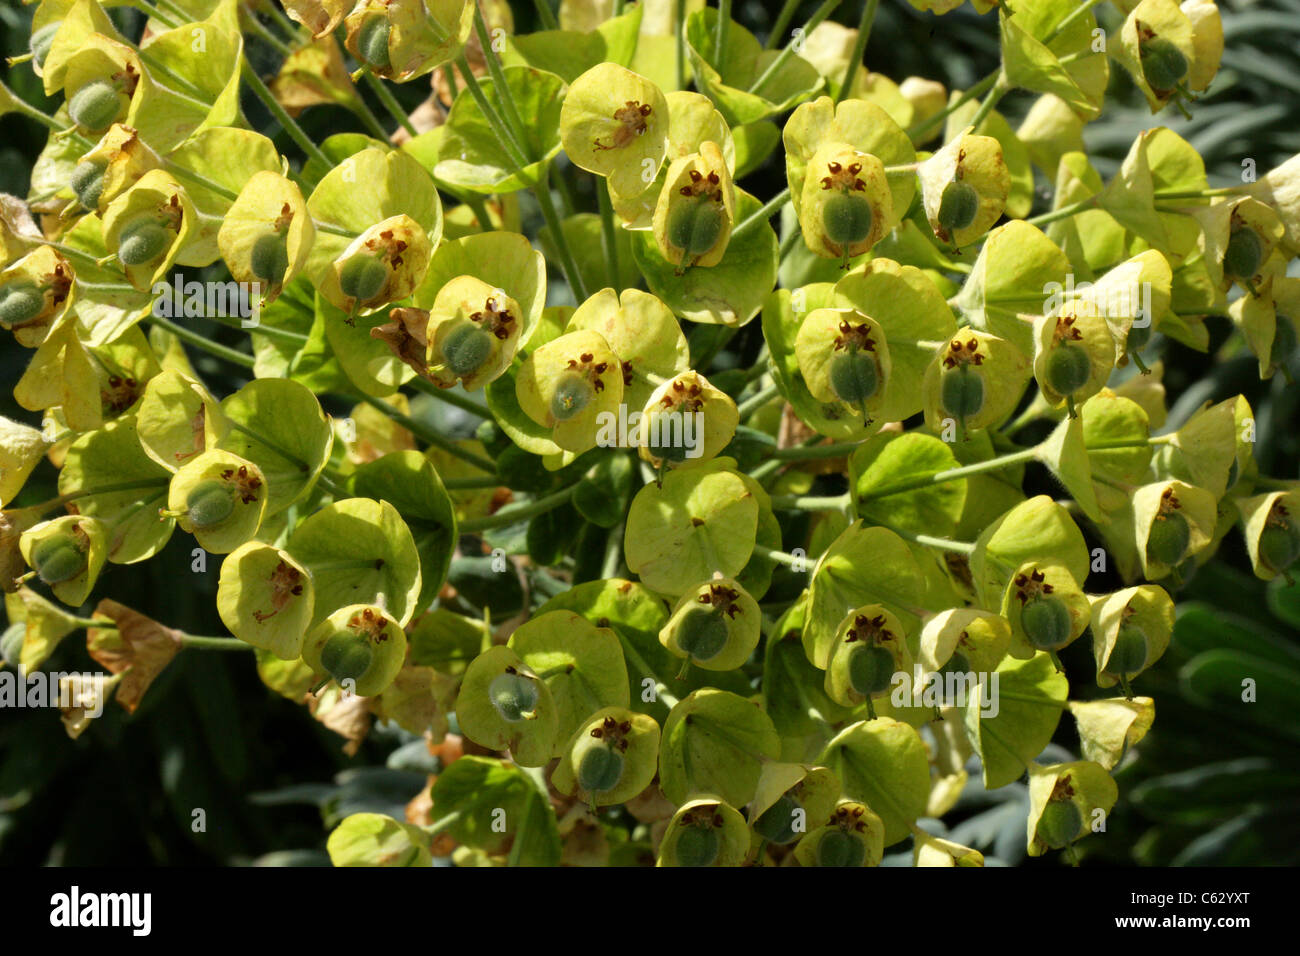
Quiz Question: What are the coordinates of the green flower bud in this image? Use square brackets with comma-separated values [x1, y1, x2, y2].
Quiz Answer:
[1271, 315, 1296, 369]
[673, 605, 729, 662]
[1139, 36, 1188, 92]
[1146, 512, 1190, 567]
[936, 180, 980, 234]
[1046, 343, 1092, 396]
[186, 479, 236, 530]
[488, 669, 540, 722]
[1259, 521, 1300, 575]
[574, 737, 625, 794]
[1020, 595, 1072, 652]
[1035, 798, 1083, 850]
[822, 191, 874, 248]
[816, 829, 867, 867]
[1106, 622, 1149, 678]
[754, 792, 802, 845]
[2, 622, 26, 669]
[339, 252, 388, 304]
[319, 629, 374, 685]
[357, 15, 391, 69]
[70, 161, 107, 211]
[673, 824, 720, 867]
[0, 281, 46, 327]
[848, 643, 896, 697]
[118, 218, 171, 267]
[549, 375, 594, 422]
[440, 322, 495, 378]
[31, 532, 87, 585]
[667, 197, 726, 259]
[250, 231, 289, 286]
[68, 80, 122, 133]
[828, 348, 880, 405]
[30, 22, 60, 70]
[939, 364, 984, 420]
[1223, 226, 1263, 281]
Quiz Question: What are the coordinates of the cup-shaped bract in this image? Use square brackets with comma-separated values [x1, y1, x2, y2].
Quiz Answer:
[566, 287, 690, 411]
[657, 797, 749, 867]
[922, 330, 1030, 434]
[1237, 489, 1300, 582]
[561, 63, 670, 199]
[425, 275, 524, 390]
[1115, 0, 1198, 111]
[552, 706, 661, 807]
[749, 763, 841, 847]
[102, 170, 197, 292]
[795, 307, 892, 424]
[652, 141, 736, 269]
[302, 603, 407, 698]
[1231, 269, 1300, 381]
[1089, 585, 1175, 692]
[2, 585, 86, 675]
[1032, 301, 1117, 415]
[457, 644, 559, 767]
[135, 369, 226, 473]
[1001, 562, 1092, 659]
[516, 328, 624, 454]
[19, 514, 107, 608]
[1133, 479, 1217, 580]
[217, 171, 314, 305]
[917, 608, 1012, 677]
[918, 127, 1009, 246]
[60, 37, 140, 134]
[345, 0, 475, 83]
[660, 577, 760, 671]
[69, 123, 160, 215]
[166, 450, 268, 555]
[798, 142, 892, 265]
[0, 245, 74, 349]
[217, 543, 315, 661]
[824, 604, 913, 711]
[1180, 0, 1224, 94]
[792, 800, 886, 867]
[1026, 761, 1117, 857]
[1194, 197, 1286, 295]
[327, 214, 433, 317]
[637, 371, 737, 469]
[0, 417, 48, 508]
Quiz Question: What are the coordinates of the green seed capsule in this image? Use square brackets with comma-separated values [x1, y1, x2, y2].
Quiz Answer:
[754, 793, 802, 845]
[319, 630, 374, 685]
[30, 22, 61, 70]
[675, 605, 729, 662]
[939, 365, 984, 420]
[1146, 512, 1190, 567]
[1107, 622, 1149, 677]
[186, 479, 235, 529]
[1259, 521, 1300, 574]
[847, 644, 896, 697]
[488, 670, 539, 722]
[938, 649, 971, 678]
[1223, 226, 1263, 281]
[550, 376, 594, 422]
[937, 180, 980, 234]
[1020, 596, 1072, 651]
[339, 253, 388, 304]
[674, 824, 720, 867]
[828, 349, 880, 405]
[250, 231, 289, 286]
[1139, 36, 1188, 92]
[576, 744, 624, 793]
[667, 197, 724, 258]
[1271, 315, 1297, 368]
[1126, 322, 1152, 354]
[118, 219, 171, 267]
[1036, 799, 1083, 850]
[822, 191, 873, 248]
[68, 80, 122, 132]
[816, 829, 866, 867]
[357, 16, 391, 69]
[70, 160, 106, 211]
[31, 533, 87, 585]
[648, 410, 691, 464]
[441, 323, 494, 377]
[0, 282, 46, 327]
[2, 622, 27, 669]
[1046, 343, 1091, 396]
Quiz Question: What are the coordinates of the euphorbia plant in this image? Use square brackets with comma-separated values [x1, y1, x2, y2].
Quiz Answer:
[0, 0, 1296, 869]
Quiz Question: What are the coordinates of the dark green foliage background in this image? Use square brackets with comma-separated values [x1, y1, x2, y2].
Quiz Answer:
[1, 0, 1298, 866]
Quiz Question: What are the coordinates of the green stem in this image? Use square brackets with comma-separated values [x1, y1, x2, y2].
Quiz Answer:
[454, 55, 530, 171]
[531, 0, 559, 30]
[769, 493, 849, 512]
[22, 478, 171, 517]
[1025, 195, 1098, 230]
[966, 72, 1010, 132]
[836, 0, 880, 104]
[890, 526, 977, 555]
[859, 448, 1038, 501]
[145, 314, 256, 370]
[473, 6, 530, 154]
[362, 70, 417, 137]
[737, 382, 780, 419]
[241, 5, 296, 58]
[765, 0, 804, 50]
[537, 180, 591, 301]
[358, 394, 498, 473]
[748, 0, 844, 97]
[732, 187, 790, 242]
[242, 60, 332, 171]
[767, 440, 861, 460]
[1154, 186, 1247, 200]
[615, 632, 679, 710]
[459, 485, 576, 533]
[597, 183, 620, 289]
[179, 634, 254, 651]
[405, 376, 490, 418]
[676, 0, 687, 90]
[905, 70, 999, 140]
[717, 0, 732, 62]
[751, 543, 810, 569]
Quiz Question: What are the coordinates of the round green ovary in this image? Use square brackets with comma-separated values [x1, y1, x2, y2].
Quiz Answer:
[1126, 322, 1152, 354]
[1146, 512, 1190, 567]
[1223, 227, 1263, 280]
[1020, 596, 1071, 651]
[939, 366, 984, 420]
[68, 80, 122, 132]
[673, 825, 720, 867]
[754, 793, 802, 845]
[816, 829, 865, 867]
[1270, 315, 1297, 368]
[667, 197, 724, 258]
[937, 180, 979, 233]
[549, 376, 594, 422]
[2, 623, 27, 669]
[70, 161, 106, 211]
[1139, 36, 1188, 92]
[847, 644, 896, 697]
[1036, 799, 1083, 850]
[339, 254, 388, 303]
[31, 533, 87, 585]
[1107, 623, 1148, 677]
[30, 22, 60, 70]
[488, 671, 539, 722]
[319, 630, 373, 685]
[674, 605, 729, 662]
[576, 743, 624, 793]
[441, 323, 494, 377]
[938, 649, 971, 678]
[358, 16, 391, 69]
[1258, 521, 1300, 574]
[822, 191, 873, 248]
[828, 349, 879, 405]
[250, 231, 289, 286]
[0, 282, 46, 327]
[648, 410, 691, 463]
[186, 479, 236, 529]
[1046, 343, 1091, 396]
[117, 219, 171, 267]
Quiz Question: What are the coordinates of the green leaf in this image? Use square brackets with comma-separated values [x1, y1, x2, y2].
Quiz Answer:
[1034, 415, 1103, 523]
[819, 717, 931, 847]
[964, 652, 1068, 789]
[851, 432, 966, 537]
[430, 756, 561, 865]
[659, 688, 781, 806]
[1180, 650, 1300, 745]
[326, 812, 431, 866]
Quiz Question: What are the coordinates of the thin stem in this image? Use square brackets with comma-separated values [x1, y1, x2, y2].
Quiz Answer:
[966, 72, 1009, 132]
[615, 632, 679, 710]
[752, 543, 810, 570]
[767, 440, 861, 460]
[770, 493, 850, 512]
[362, 70, 417, 137]
[836, 0, 880, 104]
[454, 56, 530, 171]
[905, 70, 999, 139]
[145, 314, 256, 370]
[601, 521, 625, 579]
[732, 187, 790, 242]
[859, 448, 1037, 501]
[676, 0, 687, 90]
[597, 183, 620, 289]
[473, 6, 530, 154]
[1154, 186, 1247, 200]
[717, 0, 732, 63]
[179, 634, 254, 651]
[1024, 195, 1098, 230]
[358, 394, 498, 473]
[459, 485, 577, 533]
[892, 527, 977, 555]
[242, 6, 296, 58]
[737, 382, 780, 419]
[748, 0, 844, 97]
[406, 377, 490, 418]
[21, 478, 171, 516]
[242, 60, 332, 171]
[537, 181, 591, 301]
[765, 0, 804, 50]
[532, 0, 559, 30]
